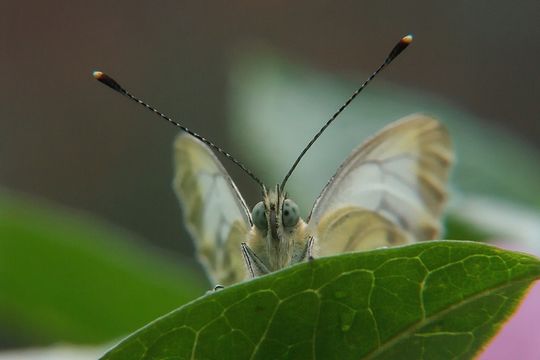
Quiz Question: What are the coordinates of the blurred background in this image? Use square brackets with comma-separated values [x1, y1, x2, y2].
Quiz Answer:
[1, 0, 539, 358]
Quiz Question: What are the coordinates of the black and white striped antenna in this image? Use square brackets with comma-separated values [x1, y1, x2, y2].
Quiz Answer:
[93, 71, 265, 189]
[279, 34, 414, 191]
[94, 33, 413, 193]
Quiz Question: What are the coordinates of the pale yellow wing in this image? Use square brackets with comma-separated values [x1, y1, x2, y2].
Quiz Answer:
[172, 133, 251, 285]
[308, 114, 453, 256]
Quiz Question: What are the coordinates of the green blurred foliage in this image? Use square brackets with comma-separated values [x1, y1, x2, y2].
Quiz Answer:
[444, 215, 492, 243]
[0, 190, 206, 346]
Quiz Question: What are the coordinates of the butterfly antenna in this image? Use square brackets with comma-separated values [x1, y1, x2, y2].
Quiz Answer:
[93, 71, 265, 189]
[280, 34, 413, 190]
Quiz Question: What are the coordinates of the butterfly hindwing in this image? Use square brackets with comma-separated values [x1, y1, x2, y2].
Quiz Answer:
[172, 133, 251, 285]
[308, 114, 453, 256]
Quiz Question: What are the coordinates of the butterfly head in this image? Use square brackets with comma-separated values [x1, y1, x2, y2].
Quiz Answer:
[251, 184, 302, 245]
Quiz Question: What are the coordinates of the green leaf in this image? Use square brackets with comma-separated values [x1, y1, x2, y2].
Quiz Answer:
[100, 241, 540, 360]
[0, 190, 207, 346]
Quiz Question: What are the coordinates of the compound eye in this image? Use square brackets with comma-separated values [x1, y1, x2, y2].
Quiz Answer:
[251, 201, 267, 230]
[282, 199, 300, 227]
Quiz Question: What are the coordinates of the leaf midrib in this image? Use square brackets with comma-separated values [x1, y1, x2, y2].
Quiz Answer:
[363, 277, 534, 359]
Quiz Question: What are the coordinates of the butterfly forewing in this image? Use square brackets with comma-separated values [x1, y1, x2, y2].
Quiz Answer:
[172, 133, 251, 285]
[308, 114, 453, 256]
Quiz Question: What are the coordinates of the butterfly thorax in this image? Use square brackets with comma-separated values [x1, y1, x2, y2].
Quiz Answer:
[247, 185, 311, 271]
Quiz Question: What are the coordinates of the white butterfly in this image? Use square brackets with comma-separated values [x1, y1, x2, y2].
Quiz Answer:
[93, 35, 453, 287]
[172, 114, 453, 286]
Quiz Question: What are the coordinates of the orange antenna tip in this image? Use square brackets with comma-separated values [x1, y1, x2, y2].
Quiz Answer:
[386, 33, 413, 63]
[92, 71, 125, 94]
[401, 34, 414, 44]
[92, 70, 104, 79]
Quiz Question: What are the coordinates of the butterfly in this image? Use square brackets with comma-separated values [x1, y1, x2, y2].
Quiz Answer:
[93, 34, 453, 287]
[172, 114, 452, 286]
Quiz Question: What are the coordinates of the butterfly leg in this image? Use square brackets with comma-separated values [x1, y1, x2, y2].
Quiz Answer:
[292, 236, 316, 264]
[205, 284, 225, 295]
[306, 236, 315, 261]
[241, 243, 271, 278]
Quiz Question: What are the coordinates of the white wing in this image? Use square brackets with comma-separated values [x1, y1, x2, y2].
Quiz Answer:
[308, 114, 453, 256]
[172, 133, 251, 285]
